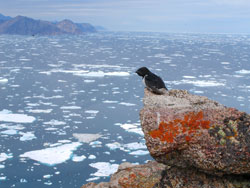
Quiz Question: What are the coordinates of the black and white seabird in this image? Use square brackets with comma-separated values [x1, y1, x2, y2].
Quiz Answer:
[136, 67, 168, 94]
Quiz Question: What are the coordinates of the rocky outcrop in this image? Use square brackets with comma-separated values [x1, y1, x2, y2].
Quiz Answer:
[81, 161, 166, 188]
[82, 89, 250, 188]
[141, 89, 250, 175]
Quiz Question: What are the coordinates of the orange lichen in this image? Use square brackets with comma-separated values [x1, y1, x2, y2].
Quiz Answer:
[149, 111, 210, 143]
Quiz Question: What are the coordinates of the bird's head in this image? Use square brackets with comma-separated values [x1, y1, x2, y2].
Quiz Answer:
[136, 67, 150, 77]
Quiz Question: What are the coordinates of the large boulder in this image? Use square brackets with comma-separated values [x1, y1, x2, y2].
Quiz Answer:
[81, 161, 250, 188]
[140, 89, 250, 175]
[81, 161, 166, 188]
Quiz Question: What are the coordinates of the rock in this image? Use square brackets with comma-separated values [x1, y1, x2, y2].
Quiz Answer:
[81, 89, 250, 188]
[81, 161, 166, 188]
[140, 89, 250, 175]
[157, 166, 250, 188]
[82, 161, 250, 188]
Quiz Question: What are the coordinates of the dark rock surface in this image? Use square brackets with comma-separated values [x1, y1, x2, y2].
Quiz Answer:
[81, 161, 166, 188]
[82, 89, 250, 188]
[141, 89, 250, 175]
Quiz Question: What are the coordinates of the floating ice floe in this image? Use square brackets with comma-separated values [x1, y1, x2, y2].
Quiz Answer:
[235, 69, 250, 74]
[115, 123, 144, 136]
[119, 102, 136, 106]
[60, 106, 82, 110]
[20, 142, 82, 166]
[0, 78, 8, 84]
[20, 178, 28, 183]
[0, 176, 6, 181]
[89, 141, 102, 148]
[129, 150, 149, 156]
[182, 76, 196, 79]
[43, 174, 53, 179]
[1, 129, 18, 135]
[181, 80, 225, 87]
[19, 132, 36, 141]
[123, 142, 147, 151]
[84, 80, 95, 83]
[0, 110, 36, 123]
[88, 155, 96, 160]
[221, 62, 230, 65]
[89, 162, 119, 177]
[84, 110, 99, 114]
[73, 133, 102, 143]
[72, 154, 86, 162]
[44, 119, 66, 126]
[105, 72, 130, 76]
[102, 100, 118, 104]
[0, 153, 13, 162]
[105, 142, 121, 150]
[86, 177, 100, 182]
[27, 109, 53, 113]
[47, 69, 130, 77]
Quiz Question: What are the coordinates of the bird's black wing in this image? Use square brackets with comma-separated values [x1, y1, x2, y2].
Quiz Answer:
[144, 73, 166, 90]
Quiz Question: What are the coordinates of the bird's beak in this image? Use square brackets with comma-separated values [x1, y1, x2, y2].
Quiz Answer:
[135, 70, 142, 76]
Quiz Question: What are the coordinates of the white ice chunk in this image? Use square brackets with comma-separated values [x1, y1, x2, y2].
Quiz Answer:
[105, 142, 121, 150]
[89, 162, 118, 177]
[43, 174, 53, 179]
[86, 177, 100, 182]
[129, 150, 149, 156]
[0, 78, 8, 84]
[88, 155, 96, 159]
[181, 80, 225, 87]
[20, 178, 28, 183]
[27, 109, 53, 113]
[182, 76, 196, 79]
[60, 106, 81, 110]
[119, 102, 136, 106]
[0, 176, 6, 181]
[0, 110, 35, 123]
[235, 69, 250, 74]
[0, 153, 13, 162]
[44, 120, 66, 126]
[84, 110, 99, 114]
[73, 133, 102, 143]
[1, 129, 18, 135]
[127, 128, 144, 136]
[19, 132, 37, 141]
[124, 142, 147, 150]
[72, 154, 86, 162]
[120, 124, 137, 130]
[84, 80, 95, 83]
[221, 62, 230, 65]
[102, 100, 118, 104]
[20, 142, 82, 166]
[105, 72, 130, 76]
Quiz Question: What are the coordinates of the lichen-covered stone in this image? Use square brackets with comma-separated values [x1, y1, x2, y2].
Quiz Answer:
[81, 161, 250, 188]
[81, 161, 166, 188]
[140, 89, 250, 175]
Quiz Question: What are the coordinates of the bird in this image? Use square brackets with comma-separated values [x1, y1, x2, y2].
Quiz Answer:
[136, 67, 168, 94]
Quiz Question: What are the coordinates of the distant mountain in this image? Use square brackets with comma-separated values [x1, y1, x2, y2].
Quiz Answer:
[0, 14, 98, 35]
[95, 25, 107, 31]
[0, 16, 62, 35]
[0, 13, 12, 21]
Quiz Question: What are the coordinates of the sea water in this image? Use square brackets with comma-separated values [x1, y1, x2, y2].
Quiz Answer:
[0, 32, 250, 187]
